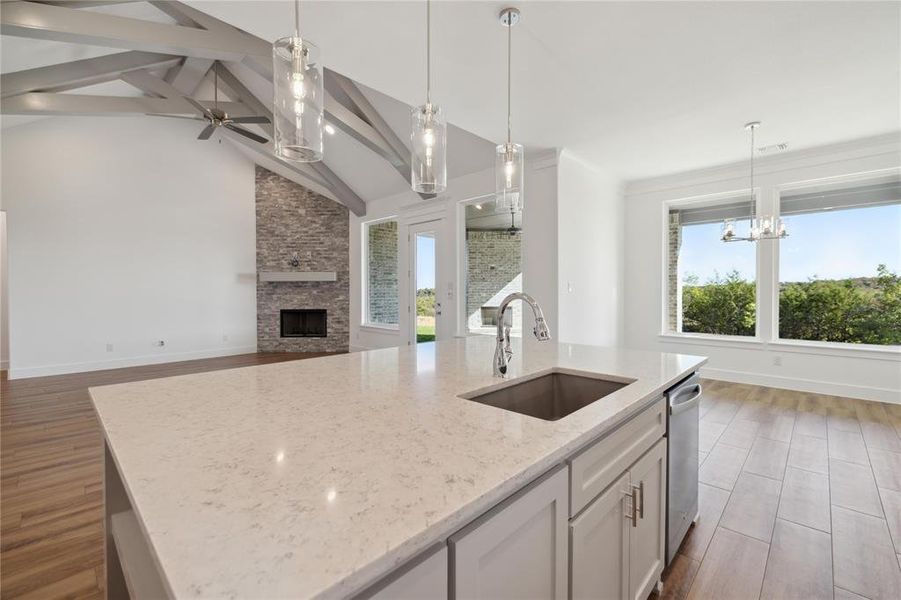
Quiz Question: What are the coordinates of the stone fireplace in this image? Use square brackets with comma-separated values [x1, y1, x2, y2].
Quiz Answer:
[256, 166, 349, 352]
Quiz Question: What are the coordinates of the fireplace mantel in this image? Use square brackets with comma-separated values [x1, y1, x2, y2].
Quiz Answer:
[259, 272, 337, 282]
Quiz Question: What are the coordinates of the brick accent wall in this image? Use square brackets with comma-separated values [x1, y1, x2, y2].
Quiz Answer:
[466, 230, 523, 332]
[256, 166, 349, 352]
[667, 211, 681, 332]
[366, 220, 399, 325]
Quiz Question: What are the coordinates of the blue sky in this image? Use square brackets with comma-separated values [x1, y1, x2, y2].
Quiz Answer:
[416, 234, 436, 289]
[680, 204, 901, 283]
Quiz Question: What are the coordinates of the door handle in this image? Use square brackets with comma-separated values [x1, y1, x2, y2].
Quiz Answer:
[669, 384, 703, 416]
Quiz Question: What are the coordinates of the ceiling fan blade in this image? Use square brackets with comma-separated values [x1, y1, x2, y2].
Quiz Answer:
[146, 113, 205, 121]
[229, 116, 271, 124]
[183, 96, 213, 119]
[197, 124, 217, 140]
[225, 124, 268, 144]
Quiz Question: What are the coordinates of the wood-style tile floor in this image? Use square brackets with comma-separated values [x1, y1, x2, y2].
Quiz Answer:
[655, 380, 901, 600]
[0, 353, 329, 600]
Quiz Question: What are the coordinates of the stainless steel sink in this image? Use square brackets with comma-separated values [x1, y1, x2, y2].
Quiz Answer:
[461, 371, 633, 421]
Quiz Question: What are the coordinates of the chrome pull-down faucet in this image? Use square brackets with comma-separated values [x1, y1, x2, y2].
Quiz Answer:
[493, 292, 551, 377]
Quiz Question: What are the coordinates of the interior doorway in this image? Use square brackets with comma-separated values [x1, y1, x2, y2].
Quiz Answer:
[409, 221, 440, 344]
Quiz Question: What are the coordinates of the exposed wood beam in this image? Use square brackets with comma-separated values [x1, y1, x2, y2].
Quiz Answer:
[0, 51, 182, 99]
[214, 63, 365, 215]
[1, 93, 248, 117]
[308, 162, 368, 217]
[120, 69, 185, 99]
[165, 58, 213, 96]
[329, 70, 410, 170]
[327, 70, 434, 200]
[223, 132, 366, 216]
[31, 1, 139, 8]
[0, 1, 269, 61]
[323, 91, 398, 163]
[215, 62, 273, 137]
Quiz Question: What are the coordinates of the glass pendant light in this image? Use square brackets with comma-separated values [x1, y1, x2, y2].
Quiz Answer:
[722, 121, 788, 242]
[272, 0, 323, 162]
[411, 0, 447, 194]
[496, 7, 523, 211]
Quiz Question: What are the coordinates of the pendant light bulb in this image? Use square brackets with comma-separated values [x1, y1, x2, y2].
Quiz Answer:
[496, 8, 523, 212]
[411, 0, 447, 194]
[273, 0, 323, 162]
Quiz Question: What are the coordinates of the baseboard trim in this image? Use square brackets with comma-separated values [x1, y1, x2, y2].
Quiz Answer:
[701, 366, 901, 404]
[8, 346, 259, 380]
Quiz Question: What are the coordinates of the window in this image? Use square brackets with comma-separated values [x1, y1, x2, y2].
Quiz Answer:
[667, 196, 757, 336]
[464, 198, 523, 335]
[778, 178, 901, 345]
[364, 219, 399, 327]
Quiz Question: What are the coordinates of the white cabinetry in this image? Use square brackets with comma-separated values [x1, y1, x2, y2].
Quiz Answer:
[570, 438, 667, 600]
[449, 466, 569, 600]
[364, 544, 448, 599]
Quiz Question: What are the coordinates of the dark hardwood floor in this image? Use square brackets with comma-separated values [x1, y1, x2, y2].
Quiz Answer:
[0, 353, 327, 600]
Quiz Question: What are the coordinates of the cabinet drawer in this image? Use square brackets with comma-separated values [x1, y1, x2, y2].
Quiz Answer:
[568, 398, 665, 516]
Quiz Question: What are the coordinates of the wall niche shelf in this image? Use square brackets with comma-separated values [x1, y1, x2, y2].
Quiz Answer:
[258, 272, 337, 282]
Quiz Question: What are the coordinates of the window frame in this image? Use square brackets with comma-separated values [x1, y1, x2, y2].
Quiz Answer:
[772, 168, 901, 350]
[658, 168, 901, 356]
[661, 189, 764, 342]
[361, 216, 400, 331]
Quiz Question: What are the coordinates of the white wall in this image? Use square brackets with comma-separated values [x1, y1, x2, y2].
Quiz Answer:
[1, 117, 258, 378]
[350, 156, 559, 351]
[624, 134, 901, 403]
[556, 150, 623, 346]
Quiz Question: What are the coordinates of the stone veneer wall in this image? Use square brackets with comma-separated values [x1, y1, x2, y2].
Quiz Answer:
[256, 166, 349, 352]
[466, 230, 523, 331]
[366, 220, 399, 325]
[667, 212, 681, 332]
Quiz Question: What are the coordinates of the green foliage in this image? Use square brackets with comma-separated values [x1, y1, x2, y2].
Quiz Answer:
[682, 270, 756, 336]
[416, 288, 436, 317]
[681, 265, 901, 345]
[778, 264, 901, 345]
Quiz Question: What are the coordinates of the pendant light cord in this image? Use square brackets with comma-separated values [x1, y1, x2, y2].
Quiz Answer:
[294, 0, 301, 38]
[750, 124, 755, 222]
[426, 0, 431, 105]
[507, 14, 512, 145]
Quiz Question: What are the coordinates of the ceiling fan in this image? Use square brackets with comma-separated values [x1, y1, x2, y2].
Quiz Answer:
[152, 65, 271, 144]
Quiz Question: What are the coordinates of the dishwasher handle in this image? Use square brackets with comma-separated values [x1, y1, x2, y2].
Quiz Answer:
[669, 382, 702, 416]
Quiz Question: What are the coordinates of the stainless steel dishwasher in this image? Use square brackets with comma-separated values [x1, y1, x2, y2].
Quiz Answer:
[665, 372, 702, 565]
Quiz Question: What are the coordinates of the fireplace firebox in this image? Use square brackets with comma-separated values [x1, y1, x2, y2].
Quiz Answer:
[280, 309, 327, 338]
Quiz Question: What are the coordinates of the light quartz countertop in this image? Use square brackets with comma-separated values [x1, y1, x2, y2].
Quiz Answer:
[90, 337, 706, 599]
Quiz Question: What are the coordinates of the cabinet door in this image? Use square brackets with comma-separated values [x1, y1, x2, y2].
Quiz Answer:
[570, 472, 631, 600]
[450, 466, 568, 600]
[365, 544, 447, 599]
[629, 438, 667, 600]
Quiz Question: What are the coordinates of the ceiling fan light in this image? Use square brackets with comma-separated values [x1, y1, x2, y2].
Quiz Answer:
[272, 36, 323, 162]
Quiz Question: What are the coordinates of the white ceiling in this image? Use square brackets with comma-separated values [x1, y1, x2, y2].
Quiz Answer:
[187, 0, 901, 181]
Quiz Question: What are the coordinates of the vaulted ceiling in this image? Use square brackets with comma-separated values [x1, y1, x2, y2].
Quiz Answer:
[0, 1, 497, 215]
[190, 0, 901, 180]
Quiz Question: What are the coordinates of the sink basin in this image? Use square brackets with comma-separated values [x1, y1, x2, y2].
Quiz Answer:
[461, 371, 633, 421]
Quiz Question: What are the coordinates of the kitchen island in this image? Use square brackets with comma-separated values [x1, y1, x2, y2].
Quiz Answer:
[90, 336, 705, 599]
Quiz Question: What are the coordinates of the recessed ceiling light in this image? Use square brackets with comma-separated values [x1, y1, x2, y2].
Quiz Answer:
[324, 123, 336, 135]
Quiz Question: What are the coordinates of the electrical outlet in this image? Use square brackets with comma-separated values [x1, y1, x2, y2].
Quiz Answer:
[222, 334, 229, 343]
[106, 343, 114, 353]
[773, 355, 782, 367]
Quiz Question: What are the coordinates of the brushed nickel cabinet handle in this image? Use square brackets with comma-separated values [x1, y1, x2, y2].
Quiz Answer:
[624, 487, 638, 527]
[637, 481, 645, 519]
